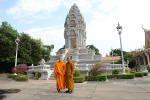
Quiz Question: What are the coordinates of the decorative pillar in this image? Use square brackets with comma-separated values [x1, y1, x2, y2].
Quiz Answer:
[145, 52, 150, 66]
[143, 55, 146, 65]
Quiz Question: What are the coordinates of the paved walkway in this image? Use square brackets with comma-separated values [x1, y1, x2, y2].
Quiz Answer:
[0, 75, 150, 100]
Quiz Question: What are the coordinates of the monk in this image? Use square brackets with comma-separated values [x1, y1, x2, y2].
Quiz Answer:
[64, 57, 75, 94]
[54, 58, 65, 93]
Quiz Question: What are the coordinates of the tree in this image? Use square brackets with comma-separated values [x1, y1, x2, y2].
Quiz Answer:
[43, 44, 54, 61]
[86, 45, 100, 55]
[109, 49, 136, 68]
[0, 21, 54, 72]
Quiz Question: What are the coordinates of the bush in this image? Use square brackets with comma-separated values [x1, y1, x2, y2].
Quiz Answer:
[85, 75, 107, 81]
[12, 64, 28, 74]
[116, 74, 135, 79]
[112, 69, 120, 75]
[85, 76, 98, 81]
[14, 74, 28, 81]
[73, 77, 85, 83]
[73, 69, 81, 77]
[97, 75, 107, 81]
[135, 72, 144, 77]
[32, 72, 41, 79]
[106, 75, 117, 79]
[125, 68, 130, 74]
[147, 67, 150, 73]
[7, 74, 17, 79]
[89, 63, 104, 76]
[143, 72, 148, 76]
[106, 74, 135, 79]
[8, 74, 28, 81]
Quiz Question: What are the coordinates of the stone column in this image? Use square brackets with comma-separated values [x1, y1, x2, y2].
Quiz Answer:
[145, 53, 150, 66]
[143, 55, 146, 65]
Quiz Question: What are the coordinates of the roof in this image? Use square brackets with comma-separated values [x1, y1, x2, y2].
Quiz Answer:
[102, 56, 121, 63]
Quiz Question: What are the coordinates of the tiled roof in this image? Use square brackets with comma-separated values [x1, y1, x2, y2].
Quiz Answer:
[102, 56, 121, 63]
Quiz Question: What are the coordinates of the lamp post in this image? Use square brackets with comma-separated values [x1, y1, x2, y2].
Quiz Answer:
[116, 22, 125, 74]
[14, 37, 20, 75]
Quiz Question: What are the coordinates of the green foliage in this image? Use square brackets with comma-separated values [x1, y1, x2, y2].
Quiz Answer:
[7, 74, 17, 79]
[143, 72, 148, 76]
[14, 74, 28, 81]
[147, 66, 150, 73]
[85, 75, 107, 81]
[8, 74, 28, 81]
[58, 45, 65, 51]
[125, 68, 130, 74]
[135, 72, 144, 77]
[116, 74, 135, 79]
[86, 45, 100, 55]
[32, 72, 41, 79]
[106, 74, 135, 79]
[73, 69, 81, 77]
[73, 77, 85, 83]
[0, 21, 54, 72]
[43, 45, 54, 61]
[109, 49, 136, 68]
[112, 69, 120, 75]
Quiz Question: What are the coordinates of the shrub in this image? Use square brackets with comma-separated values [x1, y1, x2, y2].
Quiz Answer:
[106, 74, 135, 79]
[125, 68, 130, 74]
[85, 75, 107, 81]
[106, 75, 117, 79]
[8, 74, 28, 81]
[7, 74, 17, 79]
[32, 72, 41, 79]
[73, 69, 81, 77]
[116, 74, 135, 79]
[85, 76, 98, 81]
[112, 69, 120, 75]
[12, 64, 28, 74]
[73, 77, 85, 83]
[89, 63, 104, 76]
[147, 66, 150, 73]
[14, 74, 28, 81]
[135, 72, 144, 77]
[143, 72, 148, 76]
[97, 75, 107, 81]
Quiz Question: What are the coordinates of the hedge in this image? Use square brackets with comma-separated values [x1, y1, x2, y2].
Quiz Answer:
[106, 74, 135, 79]
[73, 76, 85, 83]
[143, 72, 148, 76]
[8, 74, 28, 81]
[116, 74, 135, 79]
[7, 74, 17, 79]
[85, 75, 107, 81]
[112, 69, 120, 75]
[134, 72, 144, 77]
[14, 74, 28, 81]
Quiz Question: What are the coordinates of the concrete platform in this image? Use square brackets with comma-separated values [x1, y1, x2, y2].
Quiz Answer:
[0, 75, 150, 100]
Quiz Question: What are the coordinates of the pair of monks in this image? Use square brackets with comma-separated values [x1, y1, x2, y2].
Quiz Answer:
[54, 57, 75, 94]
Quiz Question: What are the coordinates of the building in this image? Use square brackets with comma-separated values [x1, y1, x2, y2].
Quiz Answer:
[49, 4, 101, 72]
[132, 28, 150, 70]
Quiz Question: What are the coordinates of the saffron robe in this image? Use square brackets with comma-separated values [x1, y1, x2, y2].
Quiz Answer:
[65, 60, 75, 91]
[54, 60, 65, 90]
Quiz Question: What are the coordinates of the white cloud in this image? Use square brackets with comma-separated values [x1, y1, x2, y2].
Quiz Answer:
[25, 26, 64, 55]
[6, 0, 61, 23]
[11, 0, 150, 56]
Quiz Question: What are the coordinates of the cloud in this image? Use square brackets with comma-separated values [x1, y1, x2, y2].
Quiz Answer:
[7, 0, 150, 56]
[25, 26, 64, 55]
[6, 0, 61, 23]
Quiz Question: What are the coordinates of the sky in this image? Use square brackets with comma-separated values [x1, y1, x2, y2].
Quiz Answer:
[0, 0, 150, 56]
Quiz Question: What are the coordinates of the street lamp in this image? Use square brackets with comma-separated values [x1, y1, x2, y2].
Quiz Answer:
[14, 36, 20, 75]
[116, 22, 125, 74]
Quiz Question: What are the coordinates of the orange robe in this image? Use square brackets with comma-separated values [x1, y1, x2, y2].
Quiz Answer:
[65, 60, 75, 91]
[54, 60, 65, 90]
